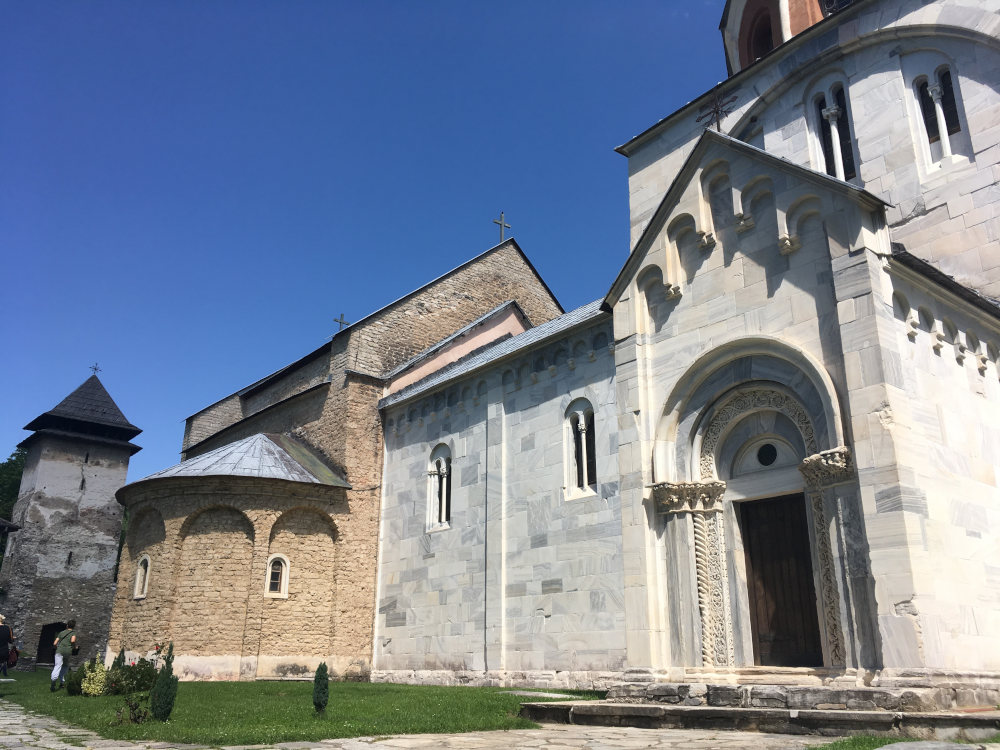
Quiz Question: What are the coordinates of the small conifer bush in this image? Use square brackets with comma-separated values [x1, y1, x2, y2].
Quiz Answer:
[312, 662, 329, 713]
[111, 647, 126, 670]
[65, 663, 86, 695]
[149, 642, 178, 721]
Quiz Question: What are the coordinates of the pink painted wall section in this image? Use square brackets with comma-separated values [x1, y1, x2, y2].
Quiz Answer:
[385, 308, 530, 395]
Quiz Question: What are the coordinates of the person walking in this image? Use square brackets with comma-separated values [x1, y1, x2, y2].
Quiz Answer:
[0, 615, 13, 678]
[50, 619, 77, 691]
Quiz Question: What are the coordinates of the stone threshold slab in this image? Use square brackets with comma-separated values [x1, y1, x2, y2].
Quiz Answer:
[519, 701, 1000, 742]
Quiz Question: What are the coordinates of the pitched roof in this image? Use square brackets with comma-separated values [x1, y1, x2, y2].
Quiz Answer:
[24, 375, 141, 441]
[604, 128, 890, 308]
[379, 299, 609, 410]
[888, 243, 1000, 320]
[130, 433, 351, 489]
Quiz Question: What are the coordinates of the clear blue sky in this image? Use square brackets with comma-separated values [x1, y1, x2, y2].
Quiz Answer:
[2, 0, 728, 482]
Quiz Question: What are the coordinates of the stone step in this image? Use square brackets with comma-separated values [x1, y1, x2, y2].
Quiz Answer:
[519, 701, 1000, 742]
[606, 681, 1000, 712]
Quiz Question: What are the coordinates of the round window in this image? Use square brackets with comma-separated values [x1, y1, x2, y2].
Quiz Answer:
[757, 443, 778, 466]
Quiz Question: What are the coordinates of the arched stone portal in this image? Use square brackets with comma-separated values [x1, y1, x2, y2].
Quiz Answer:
[651, 341, 874, 673]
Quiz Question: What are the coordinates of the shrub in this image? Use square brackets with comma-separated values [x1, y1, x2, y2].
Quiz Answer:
[81, 660, 108, 696]
[65, 663, 86, 696]
[107, 658, 158, 695]
[149, 642, 178, 721]
[313, 662, 329, 713]
[111, 647, 126, 670]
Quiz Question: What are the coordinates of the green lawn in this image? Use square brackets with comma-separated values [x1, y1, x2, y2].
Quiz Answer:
[818, 735, 1000, 749]
[1, 670, 601, 745]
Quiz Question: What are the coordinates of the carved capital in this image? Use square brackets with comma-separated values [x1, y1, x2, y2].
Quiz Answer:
[651, 480, 726, 514]
[927, 83, 944, 103]
[821, 104, 842, 123]
[799, 446, 853, 489]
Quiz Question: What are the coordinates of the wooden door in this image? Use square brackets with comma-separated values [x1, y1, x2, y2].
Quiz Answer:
[740, 494, 823, 667]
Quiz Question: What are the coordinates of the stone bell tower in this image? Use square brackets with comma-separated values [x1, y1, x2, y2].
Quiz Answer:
[0, 375, 141, 665]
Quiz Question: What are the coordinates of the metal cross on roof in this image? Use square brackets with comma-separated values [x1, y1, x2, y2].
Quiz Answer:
[334, 313, 350, 332]
[89, 362, 102, 375]
[697, 90, 740, 132]
[493, 211, 511, 242]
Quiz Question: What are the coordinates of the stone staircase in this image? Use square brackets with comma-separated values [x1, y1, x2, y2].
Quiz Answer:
[520, 681, 1000, 741]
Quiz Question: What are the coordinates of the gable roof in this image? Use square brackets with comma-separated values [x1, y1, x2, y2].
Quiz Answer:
[127, 433, 351, 489]
[24, 375, 141, 441]
[379, 299, 609, 410]
[192, 238, 563, 416]
[604, 128, 890, 308]
[381, 300, 530, 381]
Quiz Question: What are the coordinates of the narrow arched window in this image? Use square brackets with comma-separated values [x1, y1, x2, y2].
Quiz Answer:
[566, 400, 597, 495]
[427, 445, 452, 529]
[814, 85, 856, 181]
[749, 11, 774, 62]
[264, 554, 289, 598]
[133, 555, 150, 599]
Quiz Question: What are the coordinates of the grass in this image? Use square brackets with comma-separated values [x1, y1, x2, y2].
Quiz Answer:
[818, 735, 1000, 749]
[1, 670, 601, 745]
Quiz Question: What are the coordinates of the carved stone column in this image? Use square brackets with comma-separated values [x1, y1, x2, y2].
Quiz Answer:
[798, 446, 853, 666]
[651, 480, 733, 667]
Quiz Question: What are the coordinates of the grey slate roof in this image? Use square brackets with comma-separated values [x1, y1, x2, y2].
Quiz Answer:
[380, 299, 609, 409]
[133, 433, 351, 488]
[25, 375, 141, 438]
[889, 243, 1000, 320]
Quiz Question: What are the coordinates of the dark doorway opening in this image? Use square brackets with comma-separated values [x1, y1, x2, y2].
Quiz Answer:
[36, 622, 65, 665]
[740, 494, 823, 667]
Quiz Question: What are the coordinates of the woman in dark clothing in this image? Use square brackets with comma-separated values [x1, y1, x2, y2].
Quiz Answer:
[0, 614, 13, 677]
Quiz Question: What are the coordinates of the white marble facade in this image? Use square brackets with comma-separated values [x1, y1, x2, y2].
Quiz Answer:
[373, 0, 1000, 692]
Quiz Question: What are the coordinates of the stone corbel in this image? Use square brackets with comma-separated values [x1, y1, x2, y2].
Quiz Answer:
[798, 446, 853, 490]
[665, 284, 682, 300]
[697, 231, 716, 251]
[905, 311, 919, 341]
[735, 213, 755, 233]
[650, 480, 726, 514]
[975, 351, 989, 375]
[778, 234, 801, 255]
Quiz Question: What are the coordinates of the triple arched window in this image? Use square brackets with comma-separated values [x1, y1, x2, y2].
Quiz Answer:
[427, 445, 452, 530]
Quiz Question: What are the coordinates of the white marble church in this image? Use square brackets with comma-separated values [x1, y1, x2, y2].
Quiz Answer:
[108, 0, 1000, 700]
[372, 0, 1000, 694]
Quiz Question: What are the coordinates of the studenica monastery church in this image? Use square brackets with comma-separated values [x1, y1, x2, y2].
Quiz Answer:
[5, 0, 1000, 709]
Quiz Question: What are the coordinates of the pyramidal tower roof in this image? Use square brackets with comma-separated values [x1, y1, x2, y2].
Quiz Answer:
[23, 374, 142, 445]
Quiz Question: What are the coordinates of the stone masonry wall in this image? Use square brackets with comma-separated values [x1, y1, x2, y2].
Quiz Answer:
[375, 316, 624, 685]
[0, 435, 131, 665]
[108, 478, 361, 680]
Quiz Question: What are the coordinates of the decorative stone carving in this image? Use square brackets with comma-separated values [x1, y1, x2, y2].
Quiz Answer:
[650, 480, 726, 514]
[665, 284, 682, 300]
[808, 490, 846, 666]
[778, 234, 801, 255]
[697, 231, 716, 251]
[798, 446, 853, 489]
[699, 388, 817, 480]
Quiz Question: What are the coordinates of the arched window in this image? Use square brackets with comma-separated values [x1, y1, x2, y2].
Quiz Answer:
[917, 68, 962, 162]
[264, 554, 289, 598]
[133, 555, 150, 599]
[565, 399, 597, 496]
[813, 84, 857, 181]
[427, 445, 452, 529]
[748, 10, 774, 62]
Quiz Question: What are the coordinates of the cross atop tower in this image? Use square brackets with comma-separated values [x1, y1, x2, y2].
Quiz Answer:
[493, 211, 511, 242]
[89, 362, 102, 375]
[334, 314, 350, 332]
